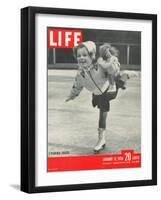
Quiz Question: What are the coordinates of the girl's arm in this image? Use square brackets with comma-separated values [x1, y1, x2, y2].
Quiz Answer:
[66, 74, 83, 102]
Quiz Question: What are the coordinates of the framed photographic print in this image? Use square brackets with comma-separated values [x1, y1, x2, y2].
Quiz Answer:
[21, 6, 157, 193]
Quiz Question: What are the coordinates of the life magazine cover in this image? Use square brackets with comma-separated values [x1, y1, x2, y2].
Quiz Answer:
[47, 27, 141, 172]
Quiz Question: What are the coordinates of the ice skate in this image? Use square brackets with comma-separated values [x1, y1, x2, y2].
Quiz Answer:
[116, 70, 138, 90]
[94, 128, 106, 154]
[121, 70, 138, 78]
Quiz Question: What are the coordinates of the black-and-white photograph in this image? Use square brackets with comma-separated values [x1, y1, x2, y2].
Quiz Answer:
[47, 27, 141, 159]
[20, 6, 157, 193]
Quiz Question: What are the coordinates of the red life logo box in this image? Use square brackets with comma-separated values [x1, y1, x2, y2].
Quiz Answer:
[48, 29, 83, 48]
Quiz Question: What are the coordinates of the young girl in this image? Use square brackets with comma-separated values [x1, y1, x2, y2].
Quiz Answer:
[66, 41, 135, 153]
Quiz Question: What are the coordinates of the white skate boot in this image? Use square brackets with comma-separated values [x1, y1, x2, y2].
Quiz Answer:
[94, 128, 106, 153]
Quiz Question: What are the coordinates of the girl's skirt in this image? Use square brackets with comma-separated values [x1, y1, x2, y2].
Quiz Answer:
[92, 89, 118, 112]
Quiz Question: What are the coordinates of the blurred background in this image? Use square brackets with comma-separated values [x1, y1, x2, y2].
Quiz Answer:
[48, 28, 141, 70]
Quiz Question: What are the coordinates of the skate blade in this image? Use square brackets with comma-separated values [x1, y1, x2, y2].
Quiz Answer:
[94, 144, 106, 154]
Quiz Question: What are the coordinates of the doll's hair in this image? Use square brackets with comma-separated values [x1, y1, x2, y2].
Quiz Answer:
[99, 43, 119, 59]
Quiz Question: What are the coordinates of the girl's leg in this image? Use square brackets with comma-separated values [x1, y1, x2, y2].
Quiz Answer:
[94, 109, 107, 153]
[99, 109, 107, 129]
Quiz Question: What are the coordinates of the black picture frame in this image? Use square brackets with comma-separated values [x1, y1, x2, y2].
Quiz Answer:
[21, 6, 157, 193]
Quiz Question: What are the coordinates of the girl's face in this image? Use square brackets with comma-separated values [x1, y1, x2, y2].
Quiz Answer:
[76, 47, 92, 69]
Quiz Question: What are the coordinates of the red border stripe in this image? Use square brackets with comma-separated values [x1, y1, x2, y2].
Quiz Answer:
[48, 150, 141, 172]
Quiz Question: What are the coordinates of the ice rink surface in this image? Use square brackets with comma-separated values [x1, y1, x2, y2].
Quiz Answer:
[48, 69, 141, 157]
